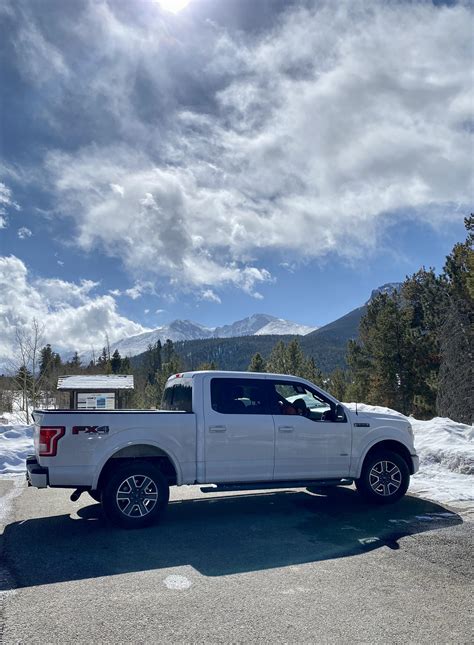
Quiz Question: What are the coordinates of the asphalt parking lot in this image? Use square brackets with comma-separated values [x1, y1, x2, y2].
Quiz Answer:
[1, 479, 472, 644]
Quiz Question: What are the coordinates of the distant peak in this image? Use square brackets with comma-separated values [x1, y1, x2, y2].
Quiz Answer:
[368, 282, 402, 303]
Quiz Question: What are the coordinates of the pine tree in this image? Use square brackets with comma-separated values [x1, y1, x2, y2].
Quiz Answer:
[285, 339, 305, 377]
[17, 365, 33, 412]
[143, 381, 159, 409]
[401, 268, 446, 418]
[248, 352, 266, 372]
[111, 349, 122, 374]
[70, 351, 82, 369]
[345, 293, 414, 414]
[266, 340, 288, 374]
[39, 345, 53, 377]
[196, 361, 218, 370]
[156, 356, 183, 402]
[144, 341, 162, 384]
[301, 356, 323, 386]
[437, 217, 473, 423]
[345, 339, 371, 402]
[163, 339, 174, 363]
[327, 368, 348, 401]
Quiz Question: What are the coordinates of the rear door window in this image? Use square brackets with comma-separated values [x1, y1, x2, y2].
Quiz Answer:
[210, 378, 270, 414]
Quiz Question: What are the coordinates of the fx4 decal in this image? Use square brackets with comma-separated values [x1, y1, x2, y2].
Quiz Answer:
[72, 425, 110, 435]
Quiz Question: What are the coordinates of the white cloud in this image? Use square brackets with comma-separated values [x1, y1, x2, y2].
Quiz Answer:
[14, 17, 69, 87]
[200, 289, 221, 304]
[124, 282, 155, 300]
[110, 183, 124, 197]
[40, 1, 473, 293]
[0, 181, 20, 215]
[17, 227, 32, 239]
[107, 281, 154, 299]
[0, 216, 7, 229]
[0, 255, 150, 364]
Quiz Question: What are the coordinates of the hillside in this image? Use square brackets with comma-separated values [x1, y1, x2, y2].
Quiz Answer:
[131, 334, 296, 373]
[299, 305, 366, 364]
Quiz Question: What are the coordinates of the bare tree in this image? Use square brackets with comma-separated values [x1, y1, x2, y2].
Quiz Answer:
[8, 319, 48, 424]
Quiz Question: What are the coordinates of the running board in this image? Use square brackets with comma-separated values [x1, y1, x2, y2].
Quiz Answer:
[200, 479, 353, 493]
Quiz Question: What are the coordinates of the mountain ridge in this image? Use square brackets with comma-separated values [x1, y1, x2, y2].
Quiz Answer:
[101, 313, 317, 360]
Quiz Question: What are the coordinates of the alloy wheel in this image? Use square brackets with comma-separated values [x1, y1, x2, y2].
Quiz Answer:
[116, 475, 158, 517]
[369, 460, 402, 497]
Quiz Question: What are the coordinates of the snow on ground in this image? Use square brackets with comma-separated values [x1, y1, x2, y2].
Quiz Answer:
[0, 404, 472, 504]
[0, 411, 34, 474]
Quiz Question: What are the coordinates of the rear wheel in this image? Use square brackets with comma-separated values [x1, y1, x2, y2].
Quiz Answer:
[102, 461, 169, 529]
[356, 450, 409, 504]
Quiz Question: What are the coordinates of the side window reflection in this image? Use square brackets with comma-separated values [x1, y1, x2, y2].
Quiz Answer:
[269, 381, 344, 422]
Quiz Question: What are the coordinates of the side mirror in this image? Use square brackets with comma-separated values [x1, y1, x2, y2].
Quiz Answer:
[335, 404, 346, 422]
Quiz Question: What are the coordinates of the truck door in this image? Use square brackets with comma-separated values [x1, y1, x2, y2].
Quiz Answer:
[203, 375, 275, 482]
[267, 379, 351, 480]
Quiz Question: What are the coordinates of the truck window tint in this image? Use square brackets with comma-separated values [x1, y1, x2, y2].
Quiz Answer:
[161, 380, 193, 412]
[211, 378, 269, 415]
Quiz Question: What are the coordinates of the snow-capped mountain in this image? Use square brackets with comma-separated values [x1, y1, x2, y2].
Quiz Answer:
[110, 320, 213, 358]
[367, 282, 402, 303]
[213, 314, 315, 338]
[107, 314, 316, 359]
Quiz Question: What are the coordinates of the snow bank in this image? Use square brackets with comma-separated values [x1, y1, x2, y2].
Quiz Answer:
[0, 417, 34, 474]
[409, 416, 473, 503]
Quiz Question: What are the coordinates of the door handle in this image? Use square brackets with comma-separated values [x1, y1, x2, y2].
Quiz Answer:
[278, 426, 294, 433]
[209, 425, 227, 433]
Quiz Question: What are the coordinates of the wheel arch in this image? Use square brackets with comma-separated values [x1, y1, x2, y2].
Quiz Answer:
[94, 443, 181, 491]
[357, 440, 415, 478]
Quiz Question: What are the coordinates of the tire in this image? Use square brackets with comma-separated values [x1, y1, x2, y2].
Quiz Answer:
[101, 460, 170, 529]
[356, 450, 410, 504]
[88, 490, 101, 503]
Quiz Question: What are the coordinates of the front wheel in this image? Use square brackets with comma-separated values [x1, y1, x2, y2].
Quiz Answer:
[102, 461, 170, 529]
[356, 450, 409, 504]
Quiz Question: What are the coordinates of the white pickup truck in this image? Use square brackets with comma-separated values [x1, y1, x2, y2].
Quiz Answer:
[27, 370, 419, 528]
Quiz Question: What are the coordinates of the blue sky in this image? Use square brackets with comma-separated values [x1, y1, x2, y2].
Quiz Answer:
[0, 0, 472, 359]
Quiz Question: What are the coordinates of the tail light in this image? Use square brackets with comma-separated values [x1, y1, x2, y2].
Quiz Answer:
[38, 426, 65, 457]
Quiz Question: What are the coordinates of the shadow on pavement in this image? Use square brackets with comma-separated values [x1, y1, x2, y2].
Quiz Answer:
[2, 487, 462, 590]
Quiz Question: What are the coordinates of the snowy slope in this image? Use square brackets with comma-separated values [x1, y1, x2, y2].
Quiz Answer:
[213, 313, 316, 338]
[254, 318, 316, 336]
[112, 320, 213, 356]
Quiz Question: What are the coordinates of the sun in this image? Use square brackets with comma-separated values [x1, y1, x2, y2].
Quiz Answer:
[154, 0, 193, 14]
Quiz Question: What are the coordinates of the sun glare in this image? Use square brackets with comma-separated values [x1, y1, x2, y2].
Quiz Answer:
[154, 0, 193, 14]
